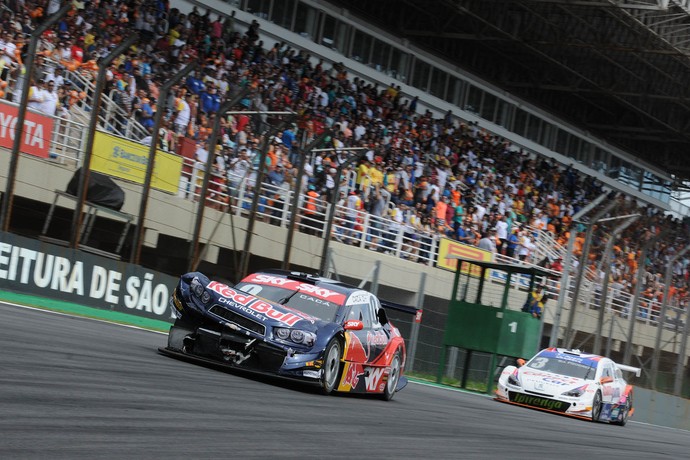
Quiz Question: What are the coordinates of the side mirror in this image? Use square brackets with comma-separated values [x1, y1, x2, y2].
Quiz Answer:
[343, 320, 364, 331]
[516, 358, 526, 367]
[377, 308, 389, 325]
[600, 376, 614, 384]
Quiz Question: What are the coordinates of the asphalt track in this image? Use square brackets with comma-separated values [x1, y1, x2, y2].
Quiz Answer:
[1, 302, 688, 459]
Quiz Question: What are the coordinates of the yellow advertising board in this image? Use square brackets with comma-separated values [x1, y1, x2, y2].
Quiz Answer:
[91, 131, 182, 194]
[437, 237, 493, 275]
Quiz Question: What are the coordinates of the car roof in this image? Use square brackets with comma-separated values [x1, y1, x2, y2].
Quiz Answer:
[246, 269, 362, 295]
[537, 348, 605, 366]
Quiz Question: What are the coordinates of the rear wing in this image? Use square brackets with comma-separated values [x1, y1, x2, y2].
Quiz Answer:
[616, 364, 641, 377]
[379, 299, 416, 315]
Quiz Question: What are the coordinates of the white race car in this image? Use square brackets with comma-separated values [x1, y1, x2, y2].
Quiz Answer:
[495, 348, 640, 425]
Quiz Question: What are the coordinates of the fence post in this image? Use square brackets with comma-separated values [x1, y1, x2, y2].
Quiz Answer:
[406, 272, 426, 374]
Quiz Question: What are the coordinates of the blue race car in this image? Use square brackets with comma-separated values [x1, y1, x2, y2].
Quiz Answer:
[160, 270, 407, 400]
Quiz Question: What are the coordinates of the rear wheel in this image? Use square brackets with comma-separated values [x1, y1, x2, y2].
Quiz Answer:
[380, 351, 402, 401]
[320, 339, 342, 395]
[591, 390, 602, 422]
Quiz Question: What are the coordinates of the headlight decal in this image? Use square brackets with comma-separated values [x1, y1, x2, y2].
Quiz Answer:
[507, 369, 521, 387]
[561, 384, 588, 397]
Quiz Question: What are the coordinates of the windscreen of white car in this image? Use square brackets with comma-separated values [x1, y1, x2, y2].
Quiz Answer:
[526, 355, 597, 380]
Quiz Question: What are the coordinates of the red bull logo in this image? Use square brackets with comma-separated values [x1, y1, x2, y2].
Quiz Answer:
[340, 363, 364, 391]
[208, 281, 302, 326]
[344, 332, 368, 362]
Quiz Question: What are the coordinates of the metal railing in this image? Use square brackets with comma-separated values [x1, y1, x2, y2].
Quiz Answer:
[173, 159, 686, 332]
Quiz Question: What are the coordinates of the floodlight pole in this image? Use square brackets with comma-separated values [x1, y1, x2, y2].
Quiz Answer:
[131, 61, 198, 264]
[188, 88, 250, 271]
[70, 33, 139, 248]
[0, 4, 70, 232]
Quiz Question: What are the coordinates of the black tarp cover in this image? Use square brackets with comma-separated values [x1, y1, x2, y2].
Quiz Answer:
[66, 168, 125, 211]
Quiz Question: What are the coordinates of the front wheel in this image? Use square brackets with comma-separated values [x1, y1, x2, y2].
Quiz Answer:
[380, 351, 402, 401]
[320, 338, 342, 395]
[591, 390, 602, 422]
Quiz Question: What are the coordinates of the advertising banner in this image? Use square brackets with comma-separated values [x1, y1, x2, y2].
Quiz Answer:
[0, 100, 55, 158]
[91, 131, 182, 194]
[0, 232, 178, 322]
[437, 237, 493, 275]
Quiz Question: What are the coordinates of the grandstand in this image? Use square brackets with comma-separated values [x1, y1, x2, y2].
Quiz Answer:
[0, 0, 689, 395]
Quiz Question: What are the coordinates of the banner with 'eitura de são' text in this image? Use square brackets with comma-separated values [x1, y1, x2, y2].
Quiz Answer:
[0, 231, 178, 322]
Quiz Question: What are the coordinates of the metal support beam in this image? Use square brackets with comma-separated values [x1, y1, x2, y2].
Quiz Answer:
[239, 116, 295, 281]
[281, 130, 333, 270]
[70, 34, 139, 249]
[593, 215, 639, 355]
[188, 88, 251, 271]
[564, 197, 619, 348]
[1, 5, 70, 232]
[651, 243, 690, 389]
[319, 150, 367, 275]
[131, 62, 198, 264]
[623, 228, 668, 363]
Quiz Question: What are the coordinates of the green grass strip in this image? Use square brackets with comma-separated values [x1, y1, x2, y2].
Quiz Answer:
[0, 290, 172, 333]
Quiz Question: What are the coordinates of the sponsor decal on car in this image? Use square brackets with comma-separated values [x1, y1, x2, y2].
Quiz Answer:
[339, 362, 364, 392]
[208, 281, 303, 326]
[364, 366, 387, 392]
[344, 331, 368, 362]
[242, 274, 346, 304]
[509, 392, 570, 412]
[346, 292, 371, 306]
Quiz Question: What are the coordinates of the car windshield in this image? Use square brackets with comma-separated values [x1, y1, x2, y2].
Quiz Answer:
[234, 282, 340, 322]
[526, 355, 597, 380]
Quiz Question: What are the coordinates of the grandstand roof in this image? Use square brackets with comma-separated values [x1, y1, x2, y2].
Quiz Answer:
[327, 0, 690, 186]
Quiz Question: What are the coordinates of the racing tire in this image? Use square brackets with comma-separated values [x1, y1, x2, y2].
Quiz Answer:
[591, 390, 602, 422]
[167, 325, 194, 352]
[320, 338, 342, 395]
[380, 350, 402, 401]
[613, 392, 632, 426]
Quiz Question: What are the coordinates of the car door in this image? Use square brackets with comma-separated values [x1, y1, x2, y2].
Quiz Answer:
[600, 361, 617, 404]
[343, 292, 388, 364]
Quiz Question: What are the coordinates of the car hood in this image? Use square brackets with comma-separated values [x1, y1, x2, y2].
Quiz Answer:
[205, 279, 326, 330]
[517, 368, 590, 396]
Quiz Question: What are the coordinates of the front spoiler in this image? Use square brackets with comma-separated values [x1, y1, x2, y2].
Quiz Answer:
[159, 347, 409, 394]
[494, 395, 592, 421]
[158, 347, 321, 386]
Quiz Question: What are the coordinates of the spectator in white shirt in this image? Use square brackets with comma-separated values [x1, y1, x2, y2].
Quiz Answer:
[41, 80, 59, 116]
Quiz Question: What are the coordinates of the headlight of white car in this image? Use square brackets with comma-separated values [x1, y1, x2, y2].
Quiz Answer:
[561, 385, 588, 397]
[507, 370, 521, 387]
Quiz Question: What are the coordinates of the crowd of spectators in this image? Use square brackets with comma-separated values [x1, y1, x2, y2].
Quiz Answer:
[1, 0, 690, 312]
